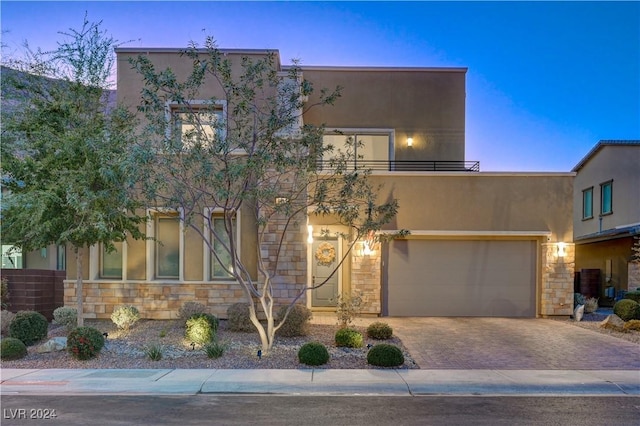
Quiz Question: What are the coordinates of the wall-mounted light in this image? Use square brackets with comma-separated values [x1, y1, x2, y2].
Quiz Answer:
[363, 240, 373, 256]
[407, 137, 413, 147]
[275, 197, 289, 205]
[307, 225, 314, 244]
[556, 242, 566, 257]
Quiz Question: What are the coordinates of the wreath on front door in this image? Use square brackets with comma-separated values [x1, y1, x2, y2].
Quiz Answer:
[315, 242, 336, 266]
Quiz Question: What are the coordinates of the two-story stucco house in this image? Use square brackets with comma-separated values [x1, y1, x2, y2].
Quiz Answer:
[63, 48, 575, 320]
[572, 140, 640, 302]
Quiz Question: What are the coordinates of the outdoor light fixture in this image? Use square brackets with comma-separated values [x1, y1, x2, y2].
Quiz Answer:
[363, 241, 373, 256]
[556, 242, 567, 258]
[307, 225, 314, 244]
[407, 137, 413, 147]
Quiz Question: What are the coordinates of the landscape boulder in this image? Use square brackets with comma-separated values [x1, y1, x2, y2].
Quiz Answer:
[35, 337, 67, 353]
[599, 314, 625, 331]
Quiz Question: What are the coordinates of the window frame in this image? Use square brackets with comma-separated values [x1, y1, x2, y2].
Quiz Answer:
[321, 128, 395, 170]
[600, 180, 613, 216]
[582, 187, 593, 220]
[99, 241, 124, 279]
[147, 208, 183, 281]
[165, 100, 227, 151]
[204, 208, 241, 281]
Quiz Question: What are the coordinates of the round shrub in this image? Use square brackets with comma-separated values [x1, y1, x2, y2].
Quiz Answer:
[367, 343, 405, 367]
[276, 304, 312, 337]
[226, 303, 254, 332]
[8, 310, 48, 346]
[335, 328, 364, 348]
[53, 306, 77, 331]
[1, 337, 28, 360]
[367, 322, 393, 340]
[178, 301, 208, 321]
[298, 342, 330, 366]
[185, 313, 219, 345]
[613, 299, 640, 321]
[624, 291, 640, 303]
[111, 305, 140, 331]
[67, 327, 105, 360]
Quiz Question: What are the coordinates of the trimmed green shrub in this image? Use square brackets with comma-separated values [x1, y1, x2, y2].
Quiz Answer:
[185, 313, 219, 345]
[367, 343, 404, 367]
[111, 305, 140, 331]
[276, 304, 312, 337]
[613, 299, 640, 321]
[335, 328, 364, 348]
[67, 327, 105, 360]
[203, 340, 227, 359]
[1, 310, 16, 336]
[226, 303, 254, 332]
[366, 322, 393, 340]
[53, 306, 77, 331]
[1, 337, 28, 360]
[178, 301, 208, 321]
[624, 291, 640, 303]
[8, 310, 48, 346]
[623, 319, 640, 331]
[298, 342, 330, 366]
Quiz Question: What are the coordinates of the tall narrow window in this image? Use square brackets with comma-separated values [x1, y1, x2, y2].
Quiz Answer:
[582, 187, 593, 220]
[156, 215, 180, 279]
[600, 181, 613, 215]
[100, 242, 123, 279]
[210, 215, 236, 279]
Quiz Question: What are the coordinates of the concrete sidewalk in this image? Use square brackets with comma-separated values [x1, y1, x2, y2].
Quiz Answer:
[1, 368, 638, 396]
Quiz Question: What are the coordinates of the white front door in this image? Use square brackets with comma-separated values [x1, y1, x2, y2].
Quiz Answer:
[311, 238, 340, 307]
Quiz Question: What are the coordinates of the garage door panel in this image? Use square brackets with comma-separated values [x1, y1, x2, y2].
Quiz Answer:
[387, 240, 536, 317]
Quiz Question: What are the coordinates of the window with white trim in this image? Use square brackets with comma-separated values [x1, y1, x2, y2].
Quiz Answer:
[582, 187, 593, 220]
[600, 180, 613, 215]
[167, 100, 226, 150]
[155, 214, 181, 279]
[100, 241, 123, 279]
[210, 214, 237, 280]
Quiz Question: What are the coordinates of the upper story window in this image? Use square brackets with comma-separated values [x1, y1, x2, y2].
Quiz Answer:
[1, 244, 22, 269]
[166, 100, 226, 150]
[321, 130, 392, 170]
[600, 180, 613, 215]
[582, 187, 593, 220]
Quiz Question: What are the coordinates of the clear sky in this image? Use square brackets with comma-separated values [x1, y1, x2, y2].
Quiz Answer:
[2, 1, 638, 171]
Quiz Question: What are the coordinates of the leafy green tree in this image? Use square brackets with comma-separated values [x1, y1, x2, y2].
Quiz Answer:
[128, 37, 405, 352]
[1, 17, 146, 326]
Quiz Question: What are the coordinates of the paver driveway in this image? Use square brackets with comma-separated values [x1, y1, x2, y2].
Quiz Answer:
[382, 317, 640, 370]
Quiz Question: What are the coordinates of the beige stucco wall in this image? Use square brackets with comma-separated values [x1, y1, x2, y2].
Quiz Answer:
[575, 236, 634, 298]
[371, 173, 574, 242]
[301, 67, 466, 163]
[573, 145, 640, 239]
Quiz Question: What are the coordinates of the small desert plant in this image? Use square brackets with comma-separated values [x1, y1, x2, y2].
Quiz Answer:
[574, 293, 585, 308]
[111, 305, 140, 331]
[178, 301, 208, 321]
[8, 310, 48, 346]
[226, 303, 254, 332]
[367, 343, 404, 367]
[336, 293, 362, 328]
[1, 277, 10, 310]
[1, 310, 16, 336]
[185, 313, 219, 345]
[335, 327, 364, 348]
[203, 340, 227, 359]
[584, 297, 599, 314]
[624, 291, 640, 303]
[145, 343, 164, 361]
[298, 342, 330, 366]
[623, 319, 640, 332]
[613, 299, 640, 321]
[367, 322, 393, 340]
[1, 337, 28, 360]
[67, 326, 105, 360]
[276, 304, 312, 337]
[53, 306, 78, 331]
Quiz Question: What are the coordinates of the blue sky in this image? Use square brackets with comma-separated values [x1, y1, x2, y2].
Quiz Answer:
[2, 1, 638, 171]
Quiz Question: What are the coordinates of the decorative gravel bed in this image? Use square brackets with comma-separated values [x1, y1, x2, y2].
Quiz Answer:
[1, 319, 418, 370]
[564, 311, 640, 345]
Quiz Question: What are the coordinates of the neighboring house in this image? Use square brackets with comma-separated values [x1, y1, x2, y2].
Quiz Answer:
[64, 48, 575, 320]
[572, 140, 640, 302]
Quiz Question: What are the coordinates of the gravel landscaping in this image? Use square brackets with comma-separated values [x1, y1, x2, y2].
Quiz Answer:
[1, 318, 418, 370]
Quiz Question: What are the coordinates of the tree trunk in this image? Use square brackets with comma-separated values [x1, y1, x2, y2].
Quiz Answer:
[75, 247, 84, 327]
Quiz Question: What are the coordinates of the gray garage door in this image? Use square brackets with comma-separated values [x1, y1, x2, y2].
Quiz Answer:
[386, 239, 536, 317]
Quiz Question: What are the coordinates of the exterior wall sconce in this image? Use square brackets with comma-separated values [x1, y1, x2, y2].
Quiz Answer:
[307, 225, 314, 244]
[556, 242, 567, 257]
[407, 137, 413, 147]
[275, 197, 289, 205]
[363, 240, 373, 256]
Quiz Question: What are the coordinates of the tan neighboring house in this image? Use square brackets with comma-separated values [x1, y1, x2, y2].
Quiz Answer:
[572, 140, 640, 301]
[64, 48, 575, 320]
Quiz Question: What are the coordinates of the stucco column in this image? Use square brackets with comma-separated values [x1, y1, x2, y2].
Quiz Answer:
[540, 243, 575, 317]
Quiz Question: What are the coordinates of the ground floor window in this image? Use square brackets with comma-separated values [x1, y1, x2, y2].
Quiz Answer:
[155, 214, 180, 279]
[100, 242, 123, 279]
